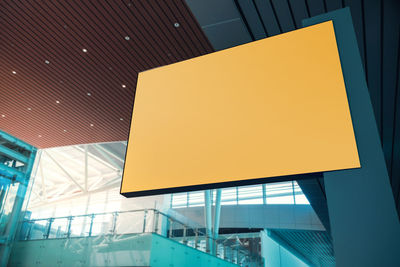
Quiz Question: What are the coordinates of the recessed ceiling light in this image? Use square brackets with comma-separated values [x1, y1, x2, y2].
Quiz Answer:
[38, 135, 42, 138]
[63, 129, 67, 132]
[56, 100, 60, 104]
[1, 115, 5, 118]
[87, 92, 91, 96]
[120, 118, 124, 121]
[12, 71, 16, 74]
[27, 107, 32, 111]
[45, 60, 50, 64]
[82, 48, 87, 53]
[90, 123, 94, 127]
[125, 36, 130, 40]
[174, 22, 180, 28]
[122, 84, 126, 88]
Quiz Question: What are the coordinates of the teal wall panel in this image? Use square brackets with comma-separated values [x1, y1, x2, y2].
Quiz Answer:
[150, 234, 238, 267]
[8, 234, 152, 267]
[8, 233, 238, 267]
[303, 8, 400, 267]
[260, 231, 309, 267]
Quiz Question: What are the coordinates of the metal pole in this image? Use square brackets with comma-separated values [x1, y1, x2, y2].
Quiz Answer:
[84, 145, 88, 192]
[292, 181, 296, 204]
[142, 210, 148, 233]
[213, 189, 222, 255]
[66, 217, 72, 238]
[168, 218, 173, 237]
[111, 212, 118, 235]
[153, 210, 159, 234]
[88, 214, 95, 237]
[262, 184, 267, 204]
[44, 218, 53, 239]
[204, 190, 213, 253]
[194, 229, 199, 249]
[183, 225, 187, 244]
[0, 184, 8, 216]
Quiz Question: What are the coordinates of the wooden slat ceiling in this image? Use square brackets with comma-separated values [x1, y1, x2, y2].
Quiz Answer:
[0, 0, 213, 148]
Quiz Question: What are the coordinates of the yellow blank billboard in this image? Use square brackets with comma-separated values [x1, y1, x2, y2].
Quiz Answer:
[121, 21, 360, 197]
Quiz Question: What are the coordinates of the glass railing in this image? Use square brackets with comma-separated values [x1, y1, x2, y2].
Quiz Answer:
[18, 209, 263, 266]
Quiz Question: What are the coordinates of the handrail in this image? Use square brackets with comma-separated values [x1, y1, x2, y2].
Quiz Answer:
[19, 208, 263, 266]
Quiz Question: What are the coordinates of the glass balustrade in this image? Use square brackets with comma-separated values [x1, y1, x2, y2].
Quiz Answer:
[18, 208, 263, 266]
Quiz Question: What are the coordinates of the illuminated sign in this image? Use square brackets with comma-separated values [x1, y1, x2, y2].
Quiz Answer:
[121, 21, 360, 197]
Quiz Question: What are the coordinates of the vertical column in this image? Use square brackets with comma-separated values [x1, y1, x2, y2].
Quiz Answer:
[303, 8, 400, 266]
[204, 190, 213, 253]
[213, 189, 222, 255]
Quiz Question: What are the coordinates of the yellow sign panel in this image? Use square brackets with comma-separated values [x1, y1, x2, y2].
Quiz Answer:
[121, 21, 360, 197]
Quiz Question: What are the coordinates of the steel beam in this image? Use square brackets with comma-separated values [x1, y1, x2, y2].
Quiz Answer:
[0, 132, 32, 152]
[84, 145, 88, 191]
[44, 151, 85, 192]
[0, 144, 28, 164]
[95, 144, 124, 162]
[0, 164, 25, 182]
[39, 159, 46, 199]
[28, 179, 121, 209]
[74, 146, 117, 172]
[93, 145, 122, 171]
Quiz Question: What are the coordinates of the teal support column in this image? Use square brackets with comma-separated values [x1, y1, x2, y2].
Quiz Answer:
[303, 8, 400, 267]
[213, 189, 222, 255]
[204, 190, 213, 253]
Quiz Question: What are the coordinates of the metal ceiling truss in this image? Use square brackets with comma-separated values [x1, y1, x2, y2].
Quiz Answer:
[28, 141, 126, 209]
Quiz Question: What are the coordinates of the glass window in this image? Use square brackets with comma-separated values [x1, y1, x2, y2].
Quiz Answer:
[69, 215, 91, 237]
[265, 181, 294, 204]
[28, 219, 49, 240]
[170, 181, 310, 207]
[294, 182, 310, 204]
[295, 194, 310, 204]
[115, 211, 145, 234]
[188, 191, 204, 207]
[172, 193, 188, 208]
[238, 185, 263, 204]
[90, 214, 113, 236]
[221, 187, 237, 205]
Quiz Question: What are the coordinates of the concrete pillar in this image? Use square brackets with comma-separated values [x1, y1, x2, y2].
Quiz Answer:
[303, 8, 400, 267]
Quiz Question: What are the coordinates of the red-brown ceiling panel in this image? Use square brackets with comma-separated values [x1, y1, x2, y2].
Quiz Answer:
[0, 0, 213, 148]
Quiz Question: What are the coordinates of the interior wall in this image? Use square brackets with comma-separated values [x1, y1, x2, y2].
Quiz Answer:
[174, 205, 324, 231]
[260, 230, 309, 267]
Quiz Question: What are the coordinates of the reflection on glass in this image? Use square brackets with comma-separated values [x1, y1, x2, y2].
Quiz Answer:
[28, 219, 48, 240]
[91, 214, 113, 236]
[69, 216, 91, 237]
[48, 218, 69, 238]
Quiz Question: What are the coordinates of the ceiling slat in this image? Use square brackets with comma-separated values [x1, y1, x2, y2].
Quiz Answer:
[254, 0, 282, 36]
[381, 0, 400, 177]
[271, 0, 296, 32]
[363, 0, 383, 136]
[0, 0, 212, 148]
